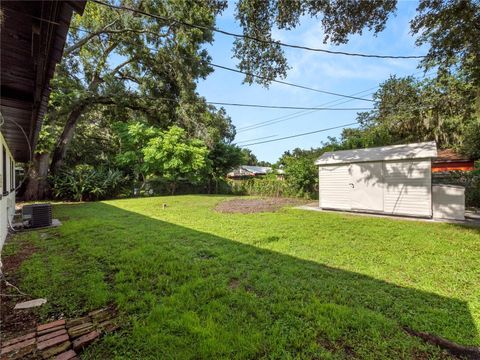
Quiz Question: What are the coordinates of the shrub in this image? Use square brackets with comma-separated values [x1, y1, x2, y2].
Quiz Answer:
[51, 165, 127, 201]
[139, 177, 208, 196]
[226, 177, 295, 198]
[283, 157, 318, 198]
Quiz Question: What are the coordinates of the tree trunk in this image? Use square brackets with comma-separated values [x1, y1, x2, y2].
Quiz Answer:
[50, 103, 88, 174]
[207, 177, 212, 194]
[23, 153, 51, 201]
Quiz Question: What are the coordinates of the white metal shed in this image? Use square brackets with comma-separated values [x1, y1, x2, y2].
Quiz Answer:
[315, 141, 438, 218]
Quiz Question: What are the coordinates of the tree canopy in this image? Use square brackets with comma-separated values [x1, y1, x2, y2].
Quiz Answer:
[232, 0, 480, 86]
[25, 0, 237, 199]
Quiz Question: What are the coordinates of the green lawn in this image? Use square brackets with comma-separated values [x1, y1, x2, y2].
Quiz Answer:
[5, 195, 480, 359]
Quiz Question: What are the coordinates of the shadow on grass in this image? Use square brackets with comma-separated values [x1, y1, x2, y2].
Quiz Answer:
[17, 201, 479, 359]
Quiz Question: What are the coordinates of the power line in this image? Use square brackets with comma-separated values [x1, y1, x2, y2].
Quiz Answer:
[90, 0, 426, 60]
[207, 102, 371, 111]
[75, 76, 373, 111]
[237, 100, 436, 145]
[235, 69, 434, 133]
[236, 88, 376, 133]
[235, 134, 279, 144]
[67, 26, 377, 103]
[239, 122, 358, 147]
[210, 64, 373, 101]
[237, 96, 436, 146]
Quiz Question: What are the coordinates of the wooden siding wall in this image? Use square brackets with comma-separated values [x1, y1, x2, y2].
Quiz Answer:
[0, 132, 16, 250]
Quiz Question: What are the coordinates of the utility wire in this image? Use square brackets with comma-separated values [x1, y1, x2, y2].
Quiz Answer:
[67, 25, 375, 103]
[236, 88, 377, 133]
[210, 64, 373, 101]
[64, 19, 433, 146]
[207, 102, 371, 111]
[238, 100, 437, 146]
[90, 0, 425, 60]
[237, 100, 436, 146]
[235, 134, 279, 144]
[235, 69, 433, 133]
[73, 78, 374, 111]
[239, 122, 358, 147]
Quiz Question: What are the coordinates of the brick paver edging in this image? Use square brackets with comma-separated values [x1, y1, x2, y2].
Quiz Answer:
[1, 307, 118, 359]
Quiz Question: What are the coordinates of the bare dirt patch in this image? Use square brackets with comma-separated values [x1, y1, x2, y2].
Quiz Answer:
[2, 241, 37, 274]
[215, 197, 307, 214]
[1, 240, 39, 341]
[228, 278, 240, 289]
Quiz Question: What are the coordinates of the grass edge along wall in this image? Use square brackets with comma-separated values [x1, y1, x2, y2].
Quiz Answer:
[0, 131, 16, 250]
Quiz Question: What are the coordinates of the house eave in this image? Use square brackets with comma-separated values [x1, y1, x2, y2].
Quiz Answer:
[0, 0, 86, 162]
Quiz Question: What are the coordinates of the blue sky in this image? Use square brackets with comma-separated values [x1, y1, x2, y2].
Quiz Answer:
[196, 1, 429, 163]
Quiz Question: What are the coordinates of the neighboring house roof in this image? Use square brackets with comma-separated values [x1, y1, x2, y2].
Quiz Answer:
[0, 1, 86, 162]
[432, 149, 475, 172]
[315, 141, 438, 165]
[434, 149, 471, 163]
[241, 166, 272, 174]
[227, 165, 273, 177]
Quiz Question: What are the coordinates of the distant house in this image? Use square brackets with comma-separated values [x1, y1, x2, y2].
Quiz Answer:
[432, 149, 475, 172]
[227, 166, 285, 180]
[227, 166, 272, 179]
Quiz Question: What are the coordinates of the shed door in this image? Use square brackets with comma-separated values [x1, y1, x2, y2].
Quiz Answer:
[319, 165, 351, 210]
[350, 162, 384, 212]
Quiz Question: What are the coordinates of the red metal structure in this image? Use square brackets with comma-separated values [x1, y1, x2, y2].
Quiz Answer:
[432, 149, 475, 173]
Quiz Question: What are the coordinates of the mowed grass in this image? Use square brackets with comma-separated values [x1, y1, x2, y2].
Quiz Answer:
[5, 195, 480, 359]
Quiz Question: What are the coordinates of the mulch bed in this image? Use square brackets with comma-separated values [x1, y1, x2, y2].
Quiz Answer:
[215, 197, 307, 214]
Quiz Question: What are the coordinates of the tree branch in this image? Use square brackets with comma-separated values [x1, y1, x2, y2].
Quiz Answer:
[88, 41, 119, 89]
[65, 19, 118, 55]
[109, 58, 136, 77]
[65, 23, 170, 56]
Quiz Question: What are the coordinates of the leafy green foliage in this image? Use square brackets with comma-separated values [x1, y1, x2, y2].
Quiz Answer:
[411, 0, 480, 83]
[115, 124, 209, 194]
[240, 148, 258, 165]
[207, 142, 244, 191]
[232, 0, 480, 88]
[233, 0, 396, 84]
[282, 156, 318, 198]
[275, 147, 332, 198]
[114, 121, 163, 183]
[6, 196, 479, 358]
[143, 126, 209, 194]
[228, 176, 293, 197]
[50, 165, 126, 201]
[35, 0, 233, 175]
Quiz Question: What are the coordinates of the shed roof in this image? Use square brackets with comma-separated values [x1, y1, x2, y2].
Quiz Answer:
[315, 141, 437, 166]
